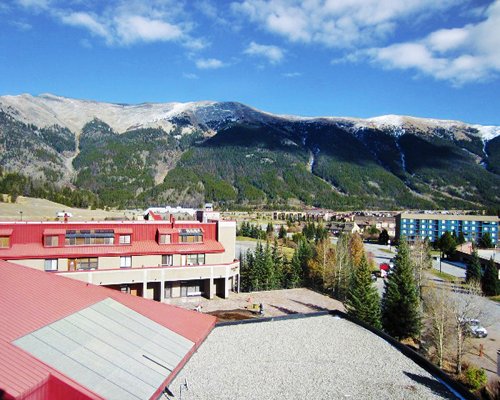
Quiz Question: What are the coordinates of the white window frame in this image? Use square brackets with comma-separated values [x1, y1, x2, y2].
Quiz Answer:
[119, 235, 131, 244]
[44, 259, 58, 271]
[162, 254, 173, 266]
[120, 256, 132, 268]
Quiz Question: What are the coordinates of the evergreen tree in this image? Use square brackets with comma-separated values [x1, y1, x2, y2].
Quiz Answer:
[346, 253, 382, 329]
[457, 232, 466, 245]
[438, 231, 457, 258]
[478, 233, 493, 249]
[382, 237, 421, 340]
[287, 249, 303, 288]
[278, 225, 287, 239]
[266, 222, 274, 234]
[466, 250, 482, 284]
[378, 229, 390, 245]
[481, 257, 499, 296]
[270, 239, 284, 289]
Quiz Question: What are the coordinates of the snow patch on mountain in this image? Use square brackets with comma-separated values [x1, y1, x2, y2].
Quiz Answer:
[1, 94, 499, 143]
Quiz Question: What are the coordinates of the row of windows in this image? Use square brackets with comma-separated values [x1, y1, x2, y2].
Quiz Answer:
[402, 219, 497, 226]
[45, 254, 206, 271]
[43, 232, 203, 247]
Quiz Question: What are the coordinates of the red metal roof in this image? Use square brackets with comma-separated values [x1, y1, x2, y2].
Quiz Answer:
[0, 229, 13, 236]
[157, 227, 177, 234]
[0, 239, 224, 260]
[0, 260, 216, 399]
[0, 220, 225, 260]
[42, 229, 65, 235]
[113, 227, 133, 234]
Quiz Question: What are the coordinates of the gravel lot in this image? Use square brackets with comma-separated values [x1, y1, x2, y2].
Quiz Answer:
[164, 288, 345, 317]
[168, 315, 458, 400]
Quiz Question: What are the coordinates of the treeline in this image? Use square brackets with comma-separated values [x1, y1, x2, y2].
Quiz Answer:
[0, 168, 100, 209]
[239, 230, 372, 298]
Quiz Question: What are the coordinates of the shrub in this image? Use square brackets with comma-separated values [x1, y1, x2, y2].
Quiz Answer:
[464, 365, 488, 391]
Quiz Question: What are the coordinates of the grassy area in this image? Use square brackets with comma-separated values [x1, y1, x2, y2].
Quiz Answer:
[379, 248, 395, 254]
[489, 295, 500, 303]
[428, 268, 462, 282]
[236, 236, 262, 242]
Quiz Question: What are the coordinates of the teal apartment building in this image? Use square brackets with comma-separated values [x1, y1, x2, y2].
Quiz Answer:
[395, 213, 499, 245]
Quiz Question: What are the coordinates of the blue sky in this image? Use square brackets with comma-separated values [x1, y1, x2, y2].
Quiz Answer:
[1, 0, 500, 125]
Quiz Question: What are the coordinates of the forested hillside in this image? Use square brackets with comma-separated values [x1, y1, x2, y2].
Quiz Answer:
[0, 94, 499, 210]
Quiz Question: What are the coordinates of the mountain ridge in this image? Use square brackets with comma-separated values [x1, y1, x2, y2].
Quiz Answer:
[1, 93, 498, 141]
[0, 93, 499, 211]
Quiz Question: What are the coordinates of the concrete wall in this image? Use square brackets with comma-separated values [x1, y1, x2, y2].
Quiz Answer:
[218, 221, 236, 263]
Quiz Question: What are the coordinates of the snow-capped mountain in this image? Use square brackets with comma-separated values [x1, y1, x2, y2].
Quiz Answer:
[0, 93, 499, 210]
[0, 93, 498, 142]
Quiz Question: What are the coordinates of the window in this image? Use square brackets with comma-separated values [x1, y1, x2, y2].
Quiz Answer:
[77, 258, 98, 270]
[179, 229, 203, 243]
[162, 254, 173, 266]
[65, 230, 114, 246]
[119, 235, 131, 244]
[0, 237, 10, 248]
[44, 259, 58, 271]
[159, 234, 171, 244]
[120, 256, 132, 268]
[44, 235, 59, 247]
[187, 253, 205, 265]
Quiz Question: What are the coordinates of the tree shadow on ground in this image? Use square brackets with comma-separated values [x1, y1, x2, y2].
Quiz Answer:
[269, 304, 299, 314]
[403, 371, 456, 399]
[290, 299, 331, 312]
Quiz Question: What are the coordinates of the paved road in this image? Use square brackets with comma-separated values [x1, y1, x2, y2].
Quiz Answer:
[236, 240, 258, 258]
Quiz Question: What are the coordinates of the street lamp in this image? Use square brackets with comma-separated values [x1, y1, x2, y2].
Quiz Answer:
[19, 211, 23, 221]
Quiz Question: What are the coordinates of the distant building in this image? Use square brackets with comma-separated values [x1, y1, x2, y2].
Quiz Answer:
[0, 213, 239, 301]
[395, 212, 499, 244]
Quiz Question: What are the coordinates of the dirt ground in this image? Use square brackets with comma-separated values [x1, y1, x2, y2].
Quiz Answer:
[164, 288, 345, 321]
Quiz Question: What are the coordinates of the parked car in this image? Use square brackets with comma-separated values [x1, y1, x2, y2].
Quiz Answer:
[461, 319, 488, 338]
[379, 263, 391, 278]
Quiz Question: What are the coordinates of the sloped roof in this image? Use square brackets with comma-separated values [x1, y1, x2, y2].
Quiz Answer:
[0, 260, 216, 399]
[0, 239, 224, 260]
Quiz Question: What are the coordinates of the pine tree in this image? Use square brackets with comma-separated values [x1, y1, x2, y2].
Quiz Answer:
[382, 237, 421, 340]
[270, 239, 284, 289]
[457, 232, 466, 245]
[466, 250, 482, 284]
[278, 225, 287, 239]
[378, 229, 390, 245]
[346, 253, 382, 329]
[481, 257, 498, 296]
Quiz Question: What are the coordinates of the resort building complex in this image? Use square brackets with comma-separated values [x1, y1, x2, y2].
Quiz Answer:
[0, 213, 239, 301]
[395, 213, 499, 244]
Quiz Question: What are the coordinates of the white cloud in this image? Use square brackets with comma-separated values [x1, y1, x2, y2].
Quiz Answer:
[60, 12, 110, 40]
[114, 15, 183, 44]
[183, 72, 199, 79]
[11, 20, 32, 31]
[195, 58, 226, 69]
[16, 0, 206, 48]
[367, 1, 500, 84]
[244, 41, 284, 64]
[16, 0, 50, 10]
[232, 0, 462, 48]
[282, 72, 301, 78]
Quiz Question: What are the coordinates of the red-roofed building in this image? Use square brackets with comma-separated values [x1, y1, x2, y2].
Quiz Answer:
[0, 217, 239, 301]
[0, 260, 216, 400]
